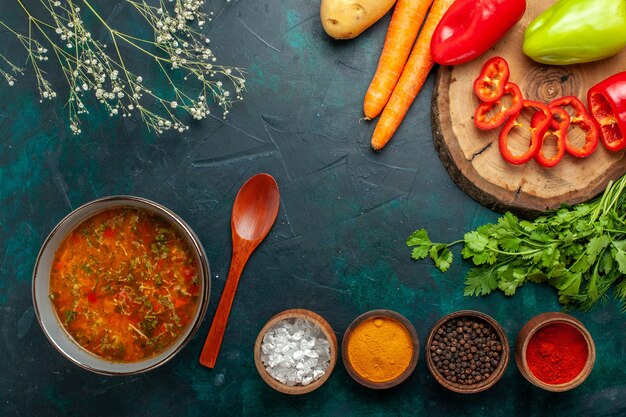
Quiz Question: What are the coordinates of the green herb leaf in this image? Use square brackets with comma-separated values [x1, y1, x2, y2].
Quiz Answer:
[407, 229, 433, 260]
[464, 231, 489, 252]
[497, 267, 526, 296]
[600, 251, 614, 275]
[587, 235, 611, 264]
[406, 229, 432, 247]
[550, 272, 582, 296]
[499, 235, 522, 252]
[614, 247, 626, 274]
[527, 270, 547, 284]
[471, 250, 497, 266]
[411, 246, 430, 260]
[429, 244, 453, 272]
[464, 267, 497, 296]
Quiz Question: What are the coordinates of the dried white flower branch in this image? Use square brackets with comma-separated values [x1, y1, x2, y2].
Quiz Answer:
[1, 0, 245, 134]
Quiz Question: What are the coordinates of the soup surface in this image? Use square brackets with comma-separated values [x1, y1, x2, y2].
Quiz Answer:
[49, 207, 201, 362]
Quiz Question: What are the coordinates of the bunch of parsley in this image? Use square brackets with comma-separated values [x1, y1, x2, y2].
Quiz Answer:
[408, 176, 626, 312]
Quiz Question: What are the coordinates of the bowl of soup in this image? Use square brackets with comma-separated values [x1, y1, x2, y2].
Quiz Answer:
[32, 196, 210, 375]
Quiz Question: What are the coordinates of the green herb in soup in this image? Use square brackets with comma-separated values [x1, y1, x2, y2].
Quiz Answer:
[49, 208, 201, 362]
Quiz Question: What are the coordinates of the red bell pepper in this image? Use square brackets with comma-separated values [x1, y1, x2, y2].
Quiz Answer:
[431, 0, 527, 66]
[588, 71, 626, 152]
[534, 107, 568, 168]
[474, 57, 510, 103]
[474, 82, 523, 130]
[548, 96, 598, 158]
[499, 100, 551, 165]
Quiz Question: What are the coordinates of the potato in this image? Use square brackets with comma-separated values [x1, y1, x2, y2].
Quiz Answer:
[320, 0, 397, 40]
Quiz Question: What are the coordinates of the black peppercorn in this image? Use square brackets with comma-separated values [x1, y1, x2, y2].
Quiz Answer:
[430, 316, 503, 386]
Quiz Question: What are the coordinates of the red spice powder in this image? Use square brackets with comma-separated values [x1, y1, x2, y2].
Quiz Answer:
[525, 322, 588, 385]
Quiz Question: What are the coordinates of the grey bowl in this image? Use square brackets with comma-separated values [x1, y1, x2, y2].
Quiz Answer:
[32, 196, 210, 375]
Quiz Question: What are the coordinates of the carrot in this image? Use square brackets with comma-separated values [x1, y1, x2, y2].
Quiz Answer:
[364, 0, 434, 120]
[371, 0, 455, 151]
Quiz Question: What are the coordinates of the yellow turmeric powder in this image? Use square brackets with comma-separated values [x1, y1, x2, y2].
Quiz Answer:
[347, 316, 413, 382]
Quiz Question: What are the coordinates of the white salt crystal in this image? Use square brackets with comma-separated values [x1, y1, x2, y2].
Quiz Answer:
[260, 317, 330, 387]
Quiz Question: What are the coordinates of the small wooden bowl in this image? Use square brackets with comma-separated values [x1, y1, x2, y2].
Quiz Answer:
[342, 309, 419, 389]
[425, 310, 510, 394]
[515, 312, 595, 392]
[254, 309, 338, 395]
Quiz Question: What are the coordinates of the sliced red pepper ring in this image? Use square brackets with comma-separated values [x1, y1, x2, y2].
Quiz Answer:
[548, 96, 599, 157]
[549, 96, 587, 117]
[534, 107, 568, 168]
[587, 72, 626, 152]
[499, 100, 551, 165]
[474, 82, 523, 130]
[474, 57, 510, 103]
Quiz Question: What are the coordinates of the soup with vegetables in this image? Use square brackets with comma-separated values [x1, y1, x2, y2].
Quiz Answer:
[49, 207, 201, 362]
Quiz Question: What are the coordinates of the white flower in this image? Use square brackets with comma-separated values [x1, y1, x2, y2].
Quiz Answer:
[4, 0, 245, 135]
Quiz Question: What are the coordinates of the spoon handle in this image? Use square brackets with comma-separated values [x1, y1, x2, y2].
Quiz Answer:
[199, 251, 248, 368]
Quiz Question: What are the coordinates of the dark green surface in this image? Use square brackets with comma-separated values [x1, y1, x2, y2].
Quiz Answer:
[0, 1, 624, 416]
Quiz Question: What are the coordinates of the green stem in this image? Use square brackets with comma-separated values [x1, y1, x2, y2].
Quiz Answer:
[446, 240, 464, 247]
[484, 245, 541, 256]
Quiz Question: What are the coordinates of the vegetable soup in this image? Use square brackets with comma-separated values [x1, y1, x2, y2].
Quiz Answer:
[49, 207, 201, 362]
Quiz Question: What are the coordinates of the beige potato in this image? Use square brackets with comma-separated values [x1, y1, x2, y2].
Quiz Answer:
[320, 0, 397, 40]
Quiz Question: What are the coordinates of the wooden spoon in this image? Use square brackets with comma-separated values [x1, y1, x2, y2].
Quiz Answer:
[199, 173, 280, 368]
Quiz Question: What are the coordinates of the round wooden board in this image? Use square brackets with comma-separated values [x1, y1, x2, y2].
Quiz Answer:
[432, 0, 626, 217]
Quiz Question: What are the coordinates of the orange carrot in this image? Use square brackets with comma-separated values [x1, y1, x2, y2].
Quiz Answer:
[371, 0, 455, 151]
[364, 0, 434, 120]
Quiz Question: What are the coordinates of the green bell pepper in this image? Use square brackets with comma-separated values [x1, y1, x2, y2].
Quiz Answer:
[523, 0, 626, 65]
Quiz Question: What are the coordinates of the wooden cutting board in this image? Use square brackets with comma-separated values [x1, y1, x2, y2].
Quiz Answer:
[432, 0, 626, 217]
